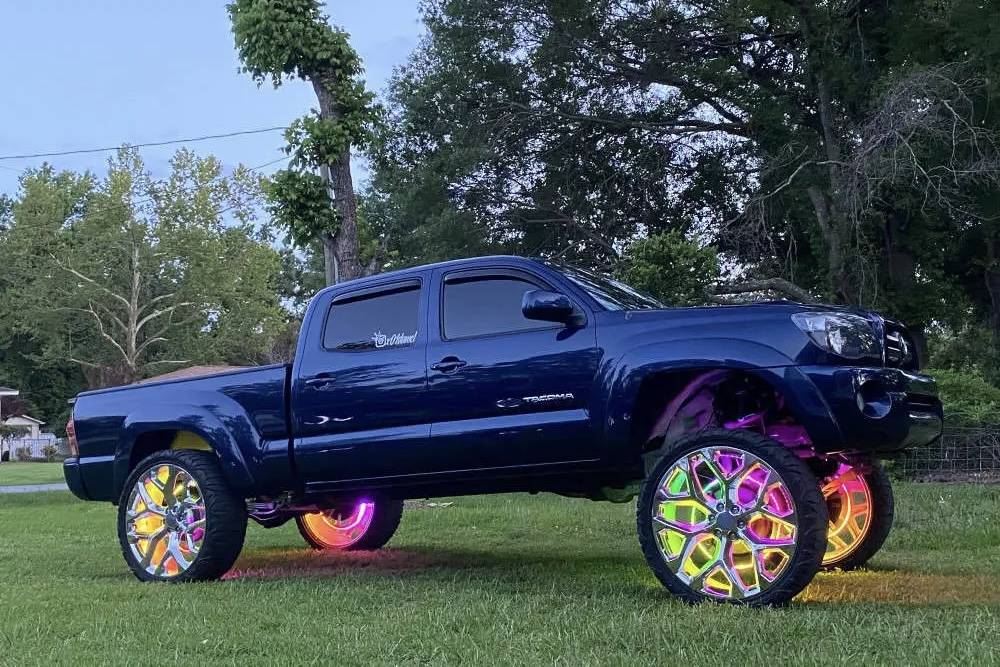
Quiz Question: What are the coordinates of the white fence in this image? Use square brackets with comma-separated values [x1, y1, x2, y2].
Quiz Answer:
[1, 437, 62, 461]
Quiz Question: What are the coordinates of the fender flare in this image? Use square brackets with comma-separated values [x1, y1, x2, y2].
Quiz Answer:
[112, 397, 258, 500]
[601, 338, 840, 457]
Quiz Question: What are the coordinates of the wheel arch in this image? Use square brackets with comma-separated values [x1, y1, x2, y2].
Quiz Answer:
[113, 406, 255, 501]
[609, 359, 841, 467]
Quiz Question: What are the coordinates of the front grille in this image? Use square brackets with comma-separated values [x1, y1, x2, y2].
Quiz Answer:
[884, 325, 919, 370]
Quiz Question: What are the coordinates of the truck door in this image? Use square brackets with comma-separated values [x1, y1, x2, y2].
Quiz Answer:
[424, 266, 601, 470]
[291, 278, 430, 483]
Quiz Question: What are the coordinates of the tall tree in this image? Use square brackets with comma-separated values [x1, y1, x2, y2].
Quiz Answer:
[229, 0, 382, 284]
[372, 0, 1000, 314]
[2, 149, 284, 388]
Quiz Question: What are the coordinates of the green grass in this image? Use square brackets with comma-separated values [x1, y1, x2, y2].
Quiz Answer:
[1, 484, 998, 665]
[0, 462, 64, 486]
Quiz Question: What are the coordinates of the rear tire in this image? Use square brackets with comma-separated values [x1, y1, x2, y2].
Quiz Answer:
[117, 450, 247, 582]
[297, 497, 403, 551]
[637, 429, 827, 606]
[821, 461, 894, 570]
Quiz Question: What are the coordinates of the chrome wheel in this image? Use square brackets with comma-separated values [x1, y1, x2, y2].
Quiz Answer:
[821, 464, 873, 566]
[651, 445, 799, 600]
[124, 463, 206, 578]
[299, 501, 376, 549]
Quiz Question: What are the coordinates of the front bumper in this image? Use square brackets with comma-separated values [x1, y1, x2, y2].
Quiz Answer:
[798, 366, 943, 455]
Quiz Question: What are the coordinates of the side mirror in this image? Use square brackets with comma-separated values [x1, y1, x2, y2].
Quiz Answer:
[522, 289, 583, 326]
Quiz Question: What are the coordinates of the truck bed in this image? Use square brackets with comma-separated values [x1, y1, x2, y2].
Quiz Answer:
[68, 364, 291, 501]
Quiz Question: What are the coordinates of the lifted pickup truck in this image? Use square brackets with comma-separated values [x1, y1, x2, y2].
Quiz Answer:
[64, 255, 942, 605]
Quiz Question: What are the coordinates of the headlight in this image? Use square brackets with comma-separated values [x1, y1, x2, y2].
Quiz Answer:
[792, 312, 880, 360]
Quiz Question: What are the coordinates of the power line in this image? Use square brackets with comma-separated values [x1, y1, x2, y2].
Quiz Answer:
[0, 126, 288, 162]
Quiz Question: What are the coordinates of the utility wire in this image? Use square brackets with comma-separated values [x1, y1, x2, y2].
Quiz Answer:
[0, 126, 288, 162]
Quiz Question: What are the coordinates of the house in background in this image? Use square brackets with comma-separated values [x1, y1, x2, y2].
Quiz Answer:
[4, 414, 46, 439]
[0, 386, 59, 460]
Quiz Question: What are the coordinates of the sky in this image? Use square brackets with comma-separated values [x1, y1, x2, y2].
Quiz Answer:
[0, 1, 424, 195]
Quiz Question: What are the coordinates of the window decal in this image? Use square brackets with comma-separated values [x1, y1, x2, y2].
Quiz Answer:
[371, 330, 418, 349]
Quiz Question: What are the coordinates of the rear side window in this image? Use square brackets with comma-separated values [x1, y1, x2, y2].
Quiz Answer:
[443, 276, 550, 339]
[323, 285, 421, 351]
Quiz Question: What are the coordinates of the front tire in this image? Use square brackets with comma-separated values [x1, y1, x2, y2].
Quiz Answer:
[296, 497, 403, 551]
[821, 461, 894, 570]
[117, 450, 247, 582]
[637, 429, 827, 606]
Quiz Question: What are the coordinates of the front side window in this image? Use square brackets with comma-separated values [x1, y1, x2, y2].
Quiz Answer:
[323, 284, 420, 350]
[443, 276, 551, 339]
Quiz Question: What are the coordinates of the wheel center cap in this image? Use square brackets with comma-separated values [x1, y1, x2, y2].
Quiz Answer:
[714, 511, 740, 532]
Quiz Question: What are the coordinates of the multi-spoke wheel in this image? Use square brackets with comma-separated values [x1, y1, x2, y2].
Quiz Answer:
[296, 497, 404, 551]
[638, 429, 826, 606]
[821, 460, 894, 570]
[117, 450, 247, 582]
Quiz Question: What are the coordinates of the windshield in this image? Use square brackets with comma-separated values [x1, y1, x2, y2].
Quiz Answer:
[547, 262, 664, 311]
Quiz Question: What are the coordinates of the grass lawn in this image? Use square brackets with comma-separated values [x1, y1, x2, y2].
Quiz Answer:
[0, 462, 65, 486]
[0, 483, 998, 665]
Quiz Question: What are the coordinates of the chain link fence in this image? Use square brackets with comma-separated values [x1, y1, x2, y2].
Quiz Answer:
[894, 426, 1000, 482]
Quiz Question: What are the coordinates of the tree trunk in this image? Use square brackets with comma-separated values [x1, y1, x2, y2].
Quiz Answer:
[312, 79, 362, 285]
[883, 209, 927, 360]
[322, 233, 339, 285]
[806, 186, 853, 303]
[986, 237, 1000, 351]
[797, 2, 856, 305]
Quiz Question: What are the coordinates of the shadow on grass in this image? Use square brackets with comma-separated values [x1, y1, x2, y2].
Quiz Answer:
[225, 544, 651, 592]
[225, 545, 1000, 606]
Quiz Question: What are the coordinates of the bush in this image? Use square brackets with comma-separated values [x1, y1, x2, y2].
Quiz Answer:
[925, 368, 1000, 426]
[617, 231, 720, 306]
[14, 447, 32, 462]
[41, 443, 59, 462]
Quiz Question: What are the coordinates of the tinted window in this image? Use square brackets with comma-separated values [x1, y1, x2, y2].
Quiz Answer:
[443, 276, 551, 339]
[323, 285, 420, 350]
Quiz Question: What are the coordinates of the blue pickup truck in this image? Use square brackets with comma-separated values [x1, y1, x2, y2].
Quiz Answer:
[64, 255, 941, 605]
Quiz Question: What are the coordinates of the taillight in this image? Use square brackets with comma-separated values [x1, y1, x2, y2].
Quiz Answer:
[66, 417, 79, 457]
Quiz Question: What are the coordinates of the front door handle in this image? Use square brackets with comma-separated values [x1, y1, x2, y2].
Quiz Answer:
[430, 357, 468, 373]
[304, 373, 335, 389]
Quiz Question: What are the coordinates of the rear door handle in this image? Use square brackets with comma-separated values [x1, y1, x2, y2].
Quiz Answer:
[430, 357, 467, 373]
[304, 373, 335, 389]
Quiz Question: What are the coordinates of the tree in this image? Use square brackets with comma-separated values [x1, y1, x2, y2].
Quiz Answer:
[0, 424, 30, 462]
[229, 0, 383, 284]
[370, 0, 749, 270]
[2, 149, 284, 388]
[617, 232, 720, 306]
[373, 1, 1000, 307]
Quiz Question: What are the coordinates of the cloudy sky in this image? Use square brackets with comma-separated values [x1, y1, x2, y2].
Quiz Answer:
[0, 1, 423, 195]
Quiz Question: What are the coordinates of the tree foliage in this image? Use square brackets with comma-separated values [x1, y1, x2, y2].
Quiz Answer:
[0, 149, 284, 388]
[617, 232, 719, 306]
[371, 0, 1000, 367]
[229, 0, 382, 283]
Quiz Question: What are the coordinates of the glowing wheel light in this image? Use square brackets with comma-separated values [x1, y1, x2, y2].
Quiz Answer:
[125, 464, 206, 578]
[821, 464, 873, 566]
[299, 502, 375, 549]
[651, 446, 799, 600]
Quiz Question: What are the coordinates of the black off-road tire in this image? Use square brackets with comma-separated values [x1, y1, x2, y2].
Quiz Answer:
[637, 429, 827, 606]
[297, 497, 404, 551]
[117, 449, 247, 582]
[822, 461, 894, 571]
